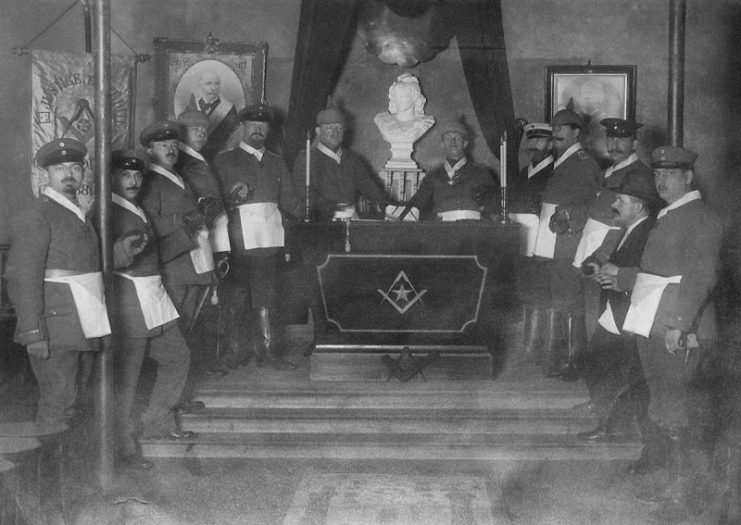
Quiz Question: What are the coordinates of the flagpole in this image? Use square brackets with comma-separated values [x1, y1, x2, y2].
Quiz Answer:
[93, 0, 114, 490]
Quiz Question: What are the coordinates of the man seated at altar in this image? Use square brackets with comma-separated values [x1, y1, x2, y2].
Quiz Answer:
[291, 102, 389, 221]
[406, 119, 499, 221]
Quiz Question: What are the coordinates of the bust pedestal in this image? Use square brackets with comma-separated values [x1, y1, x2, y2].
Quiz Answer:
[381, 167, 425, 203]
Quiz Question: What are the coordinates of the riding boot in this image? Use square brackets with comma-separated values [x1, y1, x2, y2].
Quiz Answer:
[559, 313, 586, 381]
[522, 305, 543, 363]
[256, 306, 295, 371]
[627, 418, 670, 475]
[221, 299, 254, 368]
[543, 309, 564, 377]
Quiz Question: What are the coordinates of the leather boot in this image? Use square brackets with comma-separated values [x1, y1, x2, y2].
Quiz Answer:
[627, 419, 670, 475]
[558, 313, 586, 381]
[256, 306, 295, 371]
[638, 430, 682, 504]
[522, 305, 543, 363]
[543, 309, 564, 377]
[221, 301, 253, 369]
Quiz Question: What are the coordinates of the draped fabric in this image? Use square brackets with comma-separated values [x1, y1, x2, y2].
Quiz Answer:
[284, 0, 361, 166]
[285, 0, 515, 171]
[447, 0, 516, 174]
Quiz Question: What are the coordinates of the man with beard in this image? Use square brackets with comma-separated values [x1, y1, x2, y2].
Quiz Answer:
[572, 119, 654, 347]
[508, 123, 554, 362]
[213, 103, 301, 370]
[109, 149, 194, 469]
[6, 139, 112, 431]
[139, 120, 215, 329]
[186, 69, 240, 162]
[292, 103, 389, 221]
[531, 109, 601, 379]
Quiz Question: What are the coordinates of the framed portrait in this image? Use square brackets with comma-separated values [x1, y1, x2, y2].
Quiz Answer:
[545, 65, 636, 156]
[153, 37, 267, 158]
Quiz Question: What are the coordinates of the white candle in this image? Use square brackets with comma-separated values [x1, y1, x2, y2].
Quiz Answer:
[501, 131, 507, 188]
[305, 130, 311, 219]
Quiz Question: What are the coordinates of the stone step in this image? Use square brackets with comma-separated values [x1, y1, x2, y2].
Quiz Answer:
[141, 432, 642, 462]
[180, 407, 596, 435]
[193, 388, 587, 411]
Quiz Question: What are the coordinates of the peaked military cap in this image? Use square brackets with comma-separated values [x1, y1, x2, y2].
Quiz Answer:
[176, 109, 209, 128]
[550, 109, 585, 130]
[239, 103, 273, 123]
[112, 148, 148, 172]
[616, 168, 661, 206]
[140, 120, 180, 146]
[651, 145, 697, 169]
[35, 139, 87, 168]
[524, 123, 552, 139]
[601, 118, 642, 138]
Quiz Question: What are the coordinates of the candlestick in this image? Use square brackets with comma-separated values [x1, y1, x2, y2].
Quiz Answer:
[499, 135, 504, 190]
[304, 130, 311, 222]
[499, 186, 509, 224]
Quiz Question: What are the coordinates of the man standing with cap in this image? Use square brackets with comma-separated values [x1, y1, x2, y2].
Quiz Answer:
[622, 146, 722, 519]
[532, 108, 601, 379]
[407, 118, 498, 221]
[508, 122, 554, 362]
[139, 120, 215, 332]
[213, 103, 301, 370]
[292, 102, 389, 221]
[6, 139, 112, 431]
[576, 171, 665, 476]
[108, 149, 194, 469]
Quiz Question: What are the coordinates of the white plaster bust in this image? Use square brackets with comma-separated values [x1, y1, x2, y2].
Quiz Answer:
[374, 74, 435, 168]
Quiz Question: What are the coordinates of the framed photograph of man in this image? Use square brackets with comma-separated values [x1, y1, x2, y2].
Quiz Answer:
[153, 37, 267, 160]
[545, 65, 636, 156]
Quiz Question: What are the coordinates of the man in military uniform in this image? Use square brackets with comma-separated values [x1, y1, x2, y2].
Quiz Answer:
[576, 171, 664, 475]
[6, 139, 113, 431]
[571, 119, 654, 339]
[407, 119, 498, 221]
[292, 104, 389, 221]
[109, 149, 195, 469]
[624, 146, 722, 519]
[139, 120, 215, 332]
[532, 109, 601, 379]
[213, 103, 301, 370]
[508, 123, 554, 361]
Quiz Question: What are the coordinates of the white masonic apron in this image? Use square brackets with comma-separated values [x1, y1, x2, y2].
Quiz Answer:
[437, 210, 481, 221]
[532, 202, 558, 259]
[572, 218, 621, 268]
[44, 271, 111, 338]
[622, 273, 683, 337]
[114, 273, 179, 330]
[209, 212, 231, 253]
[508, 213, 540, 256]
[238, 202, 284, 249]
[190, 228, 215, 274]
[598, 301, 621, 335]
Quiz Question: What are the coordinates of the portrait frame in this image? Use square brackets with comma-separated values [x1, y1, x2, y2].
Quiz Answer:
[153, 37, 267, 121]
[544, 64, 636, 124]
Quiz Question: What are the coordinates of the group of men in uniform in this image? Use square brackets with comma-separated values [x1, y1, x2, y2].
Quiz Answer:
[511, 109, 723, 520]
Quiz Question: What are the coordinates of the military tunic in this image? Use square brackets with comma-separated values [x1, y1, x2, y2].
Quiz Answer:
[292, 146, 387, 221]
[110, 198, 189, 446]
[6, 192, 102, 428]
[409, 160, 499, 219]
[628, 193, 722, 430]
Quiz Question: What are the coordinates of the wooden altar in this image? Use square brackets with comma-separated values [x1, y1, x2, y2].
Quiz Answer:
[282, 221, 520, 381]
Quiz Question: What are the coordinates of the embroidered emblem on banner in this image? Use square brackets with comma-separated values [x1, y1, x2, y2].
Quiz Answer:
[378, 271, 427, 314]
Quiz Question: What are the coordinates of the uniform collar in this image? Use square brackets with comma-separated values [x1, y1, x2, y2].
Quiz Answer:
[112, 193, 147, 223]
[657, 190, 702, 220]
[444, 157, 467, 180]
[179, 142, 205, 163]
[150, 163, 184, 189]
[42, 186, 86, 222]
[239, 141, 264, 162]
[604, 152, 638, 179]
[553, 143, 582, 169]
[317, 142, 342, 164]
[528, 155, 554, 179]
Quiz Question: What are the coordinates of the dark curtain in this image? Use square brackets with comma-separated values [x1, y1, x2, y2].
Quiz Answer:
[447, 0, 517, 173]
[284, 0, 360, 167]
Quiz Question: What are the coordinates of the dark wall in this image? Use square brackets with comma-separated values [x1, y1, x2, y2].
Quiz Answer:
[1, 0, 740, 243]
